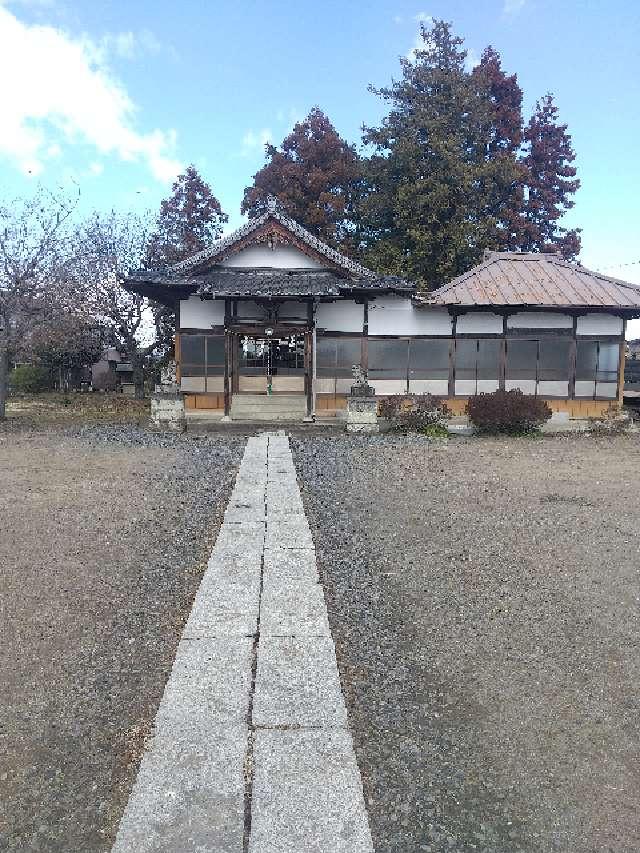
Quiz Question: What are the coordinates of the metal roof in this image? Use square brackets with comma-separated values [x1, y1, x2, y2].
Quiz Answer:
[425, 252, 640, 309]
[170, 196, 375, 279]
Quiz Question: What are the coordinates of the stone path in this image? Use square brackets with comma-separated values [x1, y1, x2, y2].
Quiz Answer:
[112, 432, 373, 852]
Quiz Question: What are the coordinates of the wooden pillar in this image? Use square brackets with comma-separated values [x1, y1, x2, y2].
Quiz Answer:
[305, 301, 314, 418]
[568, 315, 577, 400]
[361, 300, 369, 375]
[618, 318, 627, 407]
[223, 298, 231, 417]
[499, 314, 507, 391]
[448, 313, 457, 399]
[174, 332, 181, 383]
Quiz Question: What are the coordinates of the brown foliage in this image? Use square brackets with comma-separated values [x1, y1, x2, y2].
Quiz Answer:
[467, 389, 552, 433]
[241, 107, 361, 248]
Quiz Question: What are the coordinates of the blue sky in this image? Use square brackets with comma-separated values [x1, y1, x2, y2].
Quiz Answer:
[1, 0, 639, 294]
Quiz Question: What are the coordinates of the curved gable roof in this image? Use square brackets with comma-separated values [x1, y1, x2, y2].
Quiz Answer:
[171, 197, 375, 280]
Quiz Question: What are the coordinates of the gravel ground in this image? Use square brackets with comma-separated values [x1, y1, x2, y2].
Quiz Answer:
[0, 423, 244, 852]
[292, 433, 640, 853]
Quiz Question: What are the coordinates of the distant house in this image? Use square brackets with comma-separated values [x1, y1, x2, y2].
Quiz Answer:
[91, 347, 135, 394]
[124, 200, 640, 421]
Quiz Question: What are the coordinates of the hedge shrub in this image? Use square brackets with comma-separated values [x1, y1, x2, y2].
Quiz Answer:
[378, 394, 450, 434]
[467, 389, 552, 433]
[9, 364, 51, 393]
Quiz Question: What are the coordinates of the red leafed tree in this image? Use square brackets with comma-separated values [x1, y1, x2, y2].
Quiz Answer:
[521, 93, 581, 259]
[241, 108, 361, 248]
[145, 165, 228, 268]
[472, 46, 528, 251]
[145, 165, 228, 351]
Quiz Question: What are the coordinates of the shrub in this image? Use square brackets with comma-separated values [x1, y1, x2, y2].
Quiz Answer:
[378, 394, 450, 433]
[9, 364, 51, 393]
[467, 389, 552, 433]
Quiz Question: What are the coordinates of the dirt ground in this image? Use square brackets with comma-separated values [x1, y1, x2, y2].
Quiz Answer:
[293, 433, 640, 853]
[0, 423, 243, 852]
[5, 392, 150, 425]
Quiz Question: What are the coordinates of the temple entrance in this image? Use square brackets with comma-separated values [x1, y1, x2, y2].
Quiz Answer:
[236, 334, 306, 394]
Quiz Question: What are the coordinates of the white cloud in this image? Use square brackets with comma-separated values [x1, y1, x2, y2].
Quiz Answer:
[465, 48, 480, 71]
[99, 28, 166, 61]
[0, 7, 182, 181]
[406, 14, 433, 61]
[393, 14, 403, 24]
[241, 128, 272, 154]
[503, 0, 526, 13]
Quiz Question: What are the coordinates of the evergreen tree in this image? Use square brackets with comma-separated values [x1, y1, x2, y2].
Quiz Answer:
[521, 93, 581, 258]
[145, 165, 227, 351]
[358, 21, 523, 287]
[241, 108, 361, 248]
[145, 165, 227, 268]
[472, 46, 529, 250]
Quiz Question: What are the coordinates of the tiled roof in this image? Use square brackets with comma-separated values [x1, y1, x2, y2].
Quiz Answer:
[425, 252, 640, 309]
[125, 268, 413, 298]
[170, 196, 375, 279]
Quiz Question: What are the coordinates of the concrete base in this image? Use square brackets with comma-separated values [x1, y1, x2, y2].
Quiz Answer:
[150, 393, 185, 432]
[346, 396, 379, 434]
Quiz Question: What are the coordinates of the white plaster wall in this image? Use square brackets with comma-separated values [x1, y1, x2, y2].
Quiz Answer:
[537, 380, 569, 397]
[220, 244, 323, 269]
[374, 379, 408, 396]
[368, 298, 452, 336]
[456, 312, 503, 334]
[206, 377, 224, 392]
[595, 381, 618, 398]
[409, 379, 449, 395]
[575, 380, 596, 397]
[181, 376, 206, 392]
[455, 379, 477, 396]
[576, 314, 623, 336]
[180, 297, 225, 329]
[505, 379, 537, 394]
[507, 312, 573, 329]
[316, 300, 364, 332]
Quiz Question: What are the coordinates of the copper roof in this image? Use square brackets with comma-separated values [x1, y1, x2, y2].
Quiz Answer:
[425, 252, 640, 310]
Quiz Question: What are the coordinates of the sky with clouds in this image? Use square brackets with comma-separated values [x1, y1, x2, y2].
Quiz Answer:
[1, 0, 639, 303]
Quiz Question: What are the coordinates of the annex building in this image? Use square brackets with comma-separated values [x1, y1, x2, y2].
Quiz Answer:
[126, 199, 640, 421]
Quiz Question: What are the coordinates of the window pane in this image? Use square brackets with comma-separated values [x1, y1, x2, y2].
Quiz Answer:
[597, 342, 619, 382]
[206, 337, 225, 366]
[409, 339, 449, 379]
[538, 339, 570, 381]
[336, 339, 362, 375]
[316, 338, 337, 372]
[477, 340, 501, 379]
[368, 339, 408, 379]
[180, 335, 205, 376]
[506, 340, 537, 380]
[455, 339, 478, 380]
[576, 341, 598, 380]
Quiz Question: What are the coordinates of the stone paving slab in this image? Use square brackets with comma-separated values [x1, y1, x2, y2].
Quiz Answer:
[155, 636, 253, 726]
[248, 729, 374, 853]
[262, 547, 319, 582]
[265, 517, 314, 549]
[112, 721, 247, 853]
[183, 577, 260, 638]
[260, 577, 330, 637]
[253, 634, 347, 727]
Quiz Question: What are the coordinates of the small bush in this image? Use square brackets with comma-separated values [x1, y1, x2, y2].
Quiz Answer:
[9, 364, 51, 393]
[378, 394, 450, 433]
[467, 389, 552, 433]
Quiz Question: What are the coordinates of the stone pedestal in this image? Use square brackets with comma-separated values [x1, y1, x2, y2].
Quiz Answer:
[151, 392, 186, 431]
[346, 395, 379, 434]
[150, 361, 185, 431]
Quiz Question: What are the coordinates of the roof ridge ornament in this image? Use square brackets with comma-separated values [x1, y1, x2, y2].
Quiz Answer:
[266, 194, 280, 214]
